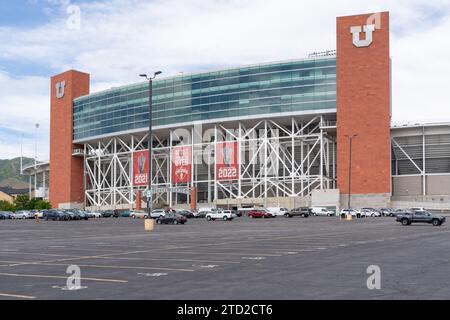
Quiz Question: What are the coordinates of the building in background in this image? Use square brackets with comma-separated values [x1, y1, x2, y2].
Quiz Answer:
[0, 189, 14, 203]
[47, 12, 450, 212]
[22, 162, 50, 200]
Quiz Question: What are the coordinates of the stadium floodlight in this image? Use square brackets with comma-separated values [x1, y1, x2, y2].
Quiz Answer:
[139, 71, 162, 218]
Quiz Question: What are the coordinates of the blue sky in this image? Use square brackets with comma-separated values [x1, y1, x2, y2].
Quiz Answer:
[1, 0, 450, 160]
[0, 0, 51, 28]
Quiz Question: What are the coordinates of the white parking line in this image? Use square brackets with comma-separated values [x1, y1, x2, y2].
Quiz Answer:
[0, 272, 127, 283]
[95, 256, 241, 264]
[163, 251, 282, 257]
[36, 263, 195, 272]
[0, 293, 36, 299]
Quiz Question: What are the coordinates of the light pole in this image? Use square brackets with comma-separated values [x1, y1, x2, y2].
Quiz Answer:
[34, 123, 39, 199]
[345, 134, 358, 210]
[139, 71, 162, 218]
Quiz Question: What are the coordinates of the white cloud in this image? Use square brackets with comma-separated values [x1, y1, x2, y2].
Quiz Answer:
[0, 72, 49, 161]
[1, 0, 450, 159]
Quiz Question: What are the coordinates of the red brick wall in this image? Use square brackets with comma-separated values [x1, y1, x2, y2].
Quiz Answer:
[336, 12, 391, 195]
[49, 70, 90, 208]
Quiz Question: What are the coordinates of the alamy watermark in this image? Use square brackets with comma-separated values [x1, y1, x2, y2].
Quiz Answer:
[366, 265, 381, 290]
[44, 0, 81, 30]
[66, 3, 81, 30]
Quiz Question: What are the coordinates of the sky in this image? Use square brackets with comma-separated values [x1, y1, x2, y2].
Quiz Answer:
[1, 0, 450, 161]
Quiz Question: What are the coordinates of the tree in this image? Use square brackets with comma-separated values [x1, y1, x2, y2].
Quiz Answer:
[14, 194, 31, 210]
[0, 200, 15, 212]
[12, 195, 51, 210]
[35, 200, 51, 210]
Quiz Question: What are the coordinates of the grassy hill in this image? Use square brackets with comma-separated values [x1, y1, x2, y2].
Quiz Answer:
[0, 157, 34, 188]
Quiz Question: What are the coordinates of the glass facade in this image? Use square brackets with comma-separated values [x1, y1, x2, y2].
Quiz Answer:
[73, 57, 336, 141]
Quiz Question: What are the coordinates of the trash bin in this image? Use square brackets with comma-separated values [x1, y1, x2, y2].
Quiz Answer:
[346, 214, 353, 221]
[145, 219, 154, 231]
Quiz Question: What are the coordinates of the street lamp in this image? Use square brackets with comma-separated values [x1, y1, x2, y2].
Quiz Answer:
[345, 134, 358, 210]
[34, 123, 40, 199]
[139, 71, 162, 218]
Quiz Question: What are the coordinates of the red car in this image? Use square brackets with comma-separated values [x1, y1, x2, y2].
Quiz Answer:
[248, 210, 275, 218]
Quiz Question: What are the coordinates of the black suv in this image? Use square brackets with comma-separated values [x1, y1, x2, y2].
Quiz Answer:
[396, 210, 446, 226]
[287, 207, 311, 218]
[44, 210, 70, 221]
[156, 213, 187, 225]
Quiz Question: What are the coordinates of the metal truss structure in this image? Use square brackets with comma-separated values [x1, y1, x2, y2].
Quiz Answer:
[391, 125, 450, 196]
[83, 116, 336, 210]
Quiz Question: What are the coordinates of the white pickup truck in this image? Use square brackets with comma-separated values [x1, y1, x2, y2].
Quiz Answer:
[206, 209, 236, 221]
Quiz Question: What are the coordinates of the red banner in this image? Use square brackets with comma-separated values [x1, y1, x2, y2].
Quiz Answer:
[216, 142, 239, 181]
[133, 150, 149, 186]
[172, 146, 192, 184]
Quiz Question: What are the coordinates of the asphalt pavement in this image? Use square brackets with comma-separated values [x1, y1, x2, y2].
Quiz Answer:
[0, 215, 449, 300]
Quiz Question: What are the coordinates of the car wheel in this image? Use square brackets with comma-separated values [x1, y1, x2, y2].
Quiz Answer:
[401, 218, 410, 226]
[156, 219, 162, 224]
[207, 216, 212, 221]
[223, 216, 228, 221]
[432, 219, 441, 226]
[131, 215, 135, 219]
[174, 220, 179, 225]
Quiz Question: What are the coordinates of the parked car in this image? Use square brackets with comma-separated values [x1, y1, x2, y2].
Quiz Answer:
[197, 207, 216, 216]
[206, 209, 236, 221]
[11, 211, 31, 219]
[176, 210, 195, 219]
[192, 210, 205, 218]
[288, 207, 311, 218]
[248, 209, 275, 218]
[130, 210, 149, 219]
[340, 209, 362, 218]
[87, 212, 102, 218]
[266, 207, 291, 217]
[120, 211, 131, 218]
[380, 208, 396, 217]
[73, 210, 89, 220]
[65, 210, 80, 220]
[0, 212, 12, 219]
[361, 208, 381, 217]
[156, 213, 187, 225]
[311, 207, 335, 216]
[232, 210, 242, 217]
[150, 208, 175, 219]
[34, 211, 44, 219]
[45, 210, 70, 221]
[237, 208, 257, 217]
[101, 210, 114, 218]
[396, 210, 446, 226]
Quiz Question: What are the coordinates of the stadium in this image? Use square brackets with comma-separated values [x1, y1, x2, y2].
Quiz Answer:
[41, 12, 450, 212]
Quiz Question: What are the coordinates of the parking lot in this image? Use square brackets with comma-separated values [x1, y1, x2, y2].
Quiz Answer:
[1, 215, 450, 300]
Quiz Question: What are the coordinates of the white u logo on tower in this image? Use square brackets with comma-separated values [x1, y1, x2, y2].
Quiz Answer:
[56, 81, 66, 99]
[350, 24, 376, 48]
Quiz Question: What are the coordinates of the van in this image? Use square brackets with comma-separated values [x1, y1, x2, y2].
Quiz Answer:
[311, 207, 334, 216]
[266, 207, 290, 217]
